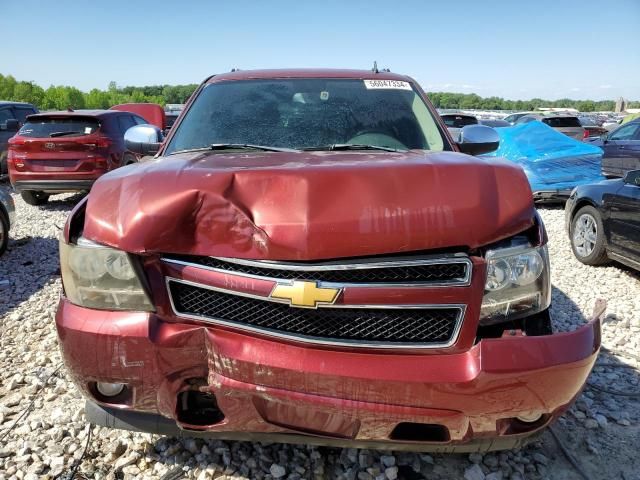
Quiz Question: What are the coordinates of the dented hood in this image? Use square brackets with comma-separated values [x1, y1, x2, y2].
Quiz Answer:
[83, 150, 535, 260]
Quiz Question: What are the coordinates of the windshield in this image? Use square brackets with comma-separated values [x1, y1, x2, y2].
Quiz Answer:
[441, 115, 478, 128]
[542, 117, 581, 128]
[18, 116, 100, 138]
[165, 79, 446, 154]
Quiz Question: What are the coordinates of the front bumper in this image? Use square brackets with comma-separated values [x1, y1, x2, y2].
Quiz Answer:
[56, 298, 600, 452]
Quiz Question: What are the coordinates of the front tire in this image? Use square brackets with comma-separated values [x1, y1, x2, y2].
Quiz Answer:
[0, 212, 8, 255]
[571, 206, 608, 265]
[21, 190, 50, 206]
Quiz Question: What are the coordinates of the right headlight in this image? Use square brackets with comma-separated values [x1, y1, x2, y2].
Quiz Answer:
[480, 244, 551, 325]
[60, 236, 153, 311]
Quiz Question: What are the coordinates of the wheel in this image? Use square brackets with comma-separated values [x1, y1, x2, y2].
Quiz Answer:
[0, 212, 8, 255]
[570, 206, 608, 265]
[20, 190, 50, 206]
[0, 151, 7, 176]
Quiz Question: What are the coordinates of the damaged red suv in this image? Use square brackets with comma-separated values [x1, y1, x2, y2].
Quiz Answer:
[56, 69, 600, 452]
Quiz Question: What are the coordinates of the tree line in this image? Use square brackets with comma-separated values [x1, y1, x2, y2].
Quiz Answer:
[0, 74, 197, 110]
[1, 73, 637, 112]
[428, 92, 639, 112]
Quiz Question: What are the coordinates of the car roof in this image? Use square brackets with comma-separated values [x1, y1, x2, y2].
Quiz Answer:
[206, 68, 412, 84]
[0, 101, 36, 107]
[26, 109, 127, 119]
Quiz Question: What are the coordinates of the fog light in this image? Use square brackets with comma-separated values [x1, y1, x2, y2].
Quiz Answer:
[516, 412, 543, 423]
[95, 382, 125, 397]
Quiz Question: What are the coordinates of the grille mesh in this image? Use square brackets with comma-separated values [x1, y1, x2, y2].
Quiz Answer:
[169, 281, 461, 345]
[167, 256, 468, 285]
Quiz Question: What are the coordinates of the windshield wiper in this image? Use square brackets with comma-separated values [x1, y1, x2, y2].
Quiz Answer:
[168, 143, 299, 156]
[49, 131, 85, 137]
[302, 144, 404, 152]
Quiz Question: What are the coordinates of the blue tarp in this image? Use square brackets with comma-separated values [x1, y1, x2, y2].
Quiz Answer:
[484, 121, 605, 193]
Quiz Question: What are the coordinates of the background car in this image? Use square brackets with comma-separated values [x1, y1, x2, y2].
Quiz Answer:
[578, 116, 608, 139]
[0, 101, 39, 177]
[516, 114, 585, 140]
[110, 103, 166, 131]
[479, 119, 510, 128]
[503, 112, 534, 124]
[586, 119, 640, 178]
[7, 109, 147, 205]
[603, 117, 623, 131]
[440, 113, 478, 138]
[0, 185, 15, 255]
[566, 169, 640, 271]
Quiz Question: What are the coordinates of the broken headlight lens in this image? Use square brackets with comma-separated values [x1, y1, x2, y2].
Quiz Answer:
[480, 244, 550, 325]
[60, 236, 153, 311]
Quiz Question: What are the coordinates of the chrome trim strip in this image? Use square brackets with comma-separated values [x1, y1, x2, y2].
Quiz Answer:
[161, 255, 473, 288]
[165, 277, 466, 350]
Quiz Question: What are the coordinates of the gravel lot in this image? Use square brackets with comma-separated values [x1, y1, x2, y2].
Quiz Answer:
[0, 192, 639, 480]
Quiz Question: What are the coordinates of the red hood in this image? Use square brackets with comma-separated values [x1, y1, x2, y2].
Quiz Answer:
[82, 150, 535, 260]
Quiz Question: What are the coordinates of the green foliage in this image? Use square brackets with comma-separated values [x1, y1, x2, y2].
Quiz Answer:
[427, 91, 618, 112]
[0, 73, 632, 112]
[0, 73, 198, 110]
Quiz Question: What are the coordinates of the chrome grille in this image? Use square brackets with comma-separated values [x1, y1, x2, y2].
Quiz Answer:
[168, 280, 464, 348]
[164, 255, 471, 286]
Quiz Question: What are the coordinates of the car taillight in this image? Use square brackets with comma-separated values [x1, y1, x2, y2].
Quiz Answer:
[83, 136, 112, 150]
[582, 130, 590, 139]
[7, 136, 26, 150]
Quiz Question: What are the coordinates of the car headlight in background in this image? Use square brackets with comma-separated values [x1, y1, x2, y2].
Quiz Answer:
[60, 237, 153, 311]
[480, 244, 550, 325]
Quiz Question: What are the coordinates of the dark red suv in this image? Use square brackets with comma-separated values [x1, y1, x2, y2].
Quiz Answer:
[8, 110, 147, 205]
[56, 69, 600, 452]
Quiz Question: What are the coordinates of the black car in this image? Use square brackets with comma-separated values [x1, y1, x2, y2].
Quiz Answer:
[0, 101, 39, 176]
[565, 169, 640, 271]
[586, 119, 640, 178]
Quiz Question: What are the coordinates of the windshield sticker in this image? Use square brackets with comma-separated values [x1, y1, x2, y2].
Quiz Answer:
[364, 80, 412, 90]
[320, 91, 329, 101]
[84, 127, 92, 134]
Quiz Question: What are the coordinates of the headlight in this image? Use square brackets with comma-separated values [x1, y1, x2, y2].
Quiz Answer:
[480, 244, 550, 325]
[60, 236, 153, 311]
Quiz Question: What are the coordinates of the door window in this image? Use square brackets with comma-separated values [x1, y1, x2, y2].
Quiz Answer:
[0, 108, 14, 125]
[12, 108, 36, 123]
[609, 123, 640, 141]
[117, 115, 136, 136]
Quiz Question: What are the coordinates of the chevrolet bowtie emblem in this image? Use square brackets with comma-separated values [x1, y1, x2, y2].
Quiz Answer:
[270, 280, 341, 308]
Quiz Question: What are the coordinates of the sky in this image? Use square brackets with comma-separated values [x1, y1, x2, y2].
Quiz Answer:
[2, 0, 639, 100]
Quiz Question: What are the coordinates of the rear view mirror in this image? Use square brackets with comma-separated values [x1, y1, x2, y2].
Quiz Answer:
[623, 170, 640, 186]
[456, 125, 500, 156]
[3, 119, 19, 132]
[124, 124, 163, 156]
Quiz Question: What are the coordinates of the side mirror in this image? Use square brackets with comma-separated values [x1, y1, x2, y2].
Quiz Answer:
[124, 124, 163, 156]
[3, 119, 19, 132]
[456, 124, 500, 155]
[623, 170, 640, 186]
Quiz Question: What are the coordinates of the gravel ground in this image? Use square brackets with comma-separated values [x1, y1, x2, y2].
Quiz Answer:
[0, 192, 639, 480]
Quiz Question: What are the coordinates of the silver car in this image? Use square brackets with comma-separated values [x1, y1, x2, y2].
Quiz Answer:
[0, 186, 15, 256]
[516, 114, 586, 140]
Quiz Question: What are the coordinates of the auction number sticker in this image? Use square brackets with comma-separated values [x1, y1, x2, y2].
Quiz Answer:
[363, 79, 412, 90]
